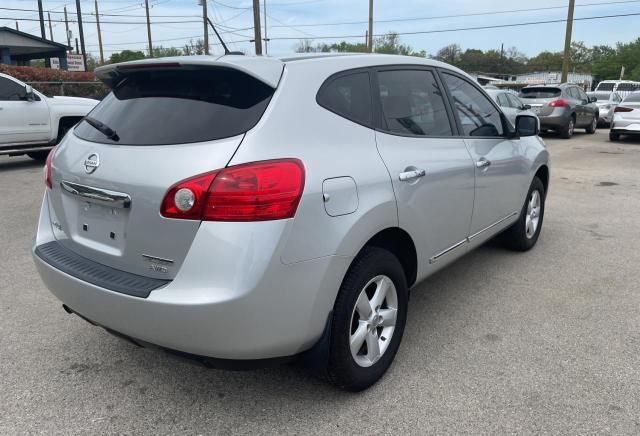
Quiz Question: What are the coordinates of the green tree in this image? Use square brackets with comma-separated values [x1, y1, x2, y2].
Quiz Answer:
[183, 39, 206, 55]
[374, 32, 425, 57]
[434, 43, 462, 64]
[153, 46, 182, 57]
[109, 50, 146, 64]
[526, 51, 563, 71]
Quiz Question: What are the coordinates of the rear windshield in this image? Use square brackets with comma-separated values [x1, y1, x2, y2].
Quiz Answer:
[623, 93, 640, 103]
[74, 68, 275, 145]
[519, 87, 561, 99]
[596, 83, 615, 91]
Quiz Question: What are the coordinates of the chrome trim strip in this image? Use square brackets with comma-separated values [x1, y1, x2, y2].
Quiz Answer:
[468, 211, 519, 241]
[429, 211, 519, 264]
[60, 180, 132, 209]
[429, 238, 468, 264]
[141, 254, 174, 265]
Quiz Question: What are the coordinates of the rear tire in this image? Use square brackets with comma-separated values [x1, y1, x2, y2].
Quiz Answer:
[501, 177, 545, 252]
[326, 247, 408, 392]
[559, 116, 575, 139]
[585, 116, 597, 134]
[609, 132, 620, 142]
[27, 150, 51, 161]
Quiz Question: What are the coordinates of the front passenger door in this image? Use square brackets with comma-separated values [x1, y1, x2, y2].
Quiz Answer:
[0, 77, 50, 144]
[441, 72, 529, 238]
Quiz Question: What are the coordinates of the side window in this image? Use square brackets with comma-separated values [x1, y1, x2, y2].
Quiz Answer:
[377, 69, 452, 136]
[496, 94, 509, 107]
[0, 77, 26, 101]
[577, 88, 588, 102]
[567, 87, 580, 100]
[507, 94, 522, 109]
[317, 72, 372, 127]
[442, 73, 504, 137]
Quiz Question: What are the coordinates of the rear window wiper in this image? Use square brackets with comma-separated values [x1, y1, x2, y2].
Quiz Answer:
[82, 116, 119, 141]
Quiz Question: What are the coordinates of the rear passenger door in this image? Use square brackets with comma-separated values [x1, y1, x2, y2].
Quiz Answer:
[440, 71, 529, 238]
[372, 67, 476, 271]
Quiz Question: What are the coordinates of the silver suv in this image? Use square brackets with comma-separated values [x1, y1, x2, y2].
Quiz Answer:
[33, 54, 549, 391]
[519, 83, 599, 138]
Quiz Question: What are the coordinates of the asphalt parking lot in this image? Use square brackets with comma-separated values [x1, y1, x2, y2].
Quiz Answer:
[1, 129, 639, 435]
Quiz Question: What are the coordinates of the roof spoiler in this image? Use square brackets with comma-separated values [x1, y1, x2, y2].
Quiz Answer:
[94, 56, 284, 89]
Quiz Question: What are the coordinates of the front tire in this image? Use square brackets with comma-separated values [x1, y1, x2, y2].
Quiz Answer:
[609, 132, 620, 142]
[502, 177, 546, 251]
[326, 247, 408, 391]
[27, 150, 51, 161]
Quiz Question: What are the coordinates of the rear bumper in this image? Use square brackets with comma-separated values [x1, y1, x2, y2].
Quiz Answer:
[611, 120, 640, 134]
[33, 193, 351, 361]
[537, 110, 570, 129]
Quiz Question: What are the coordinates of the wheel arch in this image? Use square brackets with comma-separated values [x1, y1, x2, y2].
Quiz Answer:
[55, 116, 84, 142]
[534, 164, 550, 195]
[356, 227, 418, 288]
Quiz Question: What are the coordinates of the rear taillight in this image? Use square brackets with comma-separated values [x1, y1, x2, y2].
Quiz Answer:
[44, 147, 56, 189]
[614, 106, 634, 113]
[160, 159, 305, 222]
[548, 99, 568, 108]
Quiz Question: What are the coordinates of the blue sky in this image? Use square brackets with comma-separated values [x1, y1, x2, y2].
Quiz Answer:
[1, 0, 639, 59]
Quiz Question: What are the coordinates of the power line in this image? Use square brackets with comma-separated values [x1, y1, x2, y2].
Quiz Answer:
[266, 0, 640, 28]
[264, 12, 640, 41]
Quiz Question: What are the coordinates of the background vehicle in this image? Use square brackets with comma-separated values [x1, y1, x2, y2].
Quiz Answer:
[33, 54, 549, 391]
[610, 91, 640, 141]
[594, 80, 640, 95]
[519, 83, 598, 139]
[485, 88, 539, 127]
[0, 73, 97, 160]
[587, 91, 622, 125]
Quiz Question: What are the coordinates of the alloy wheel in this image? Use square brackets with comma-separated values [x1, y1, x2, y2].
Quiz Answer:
[349, 275, 398, 368]
[525, 189, 541, 239]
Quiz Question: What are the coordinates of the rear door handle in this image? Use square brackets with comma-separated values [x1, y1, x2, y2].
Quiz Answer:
[476, 158, 491, 169]
[399, 168, 426, 182]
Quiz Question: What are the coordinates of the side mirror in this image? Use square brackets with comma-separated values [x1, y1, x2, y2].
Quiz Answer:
[515, 114, 538, 137]
[24, 85, 35, 102]
[523, 104, 532, 110]
[589, 96, 597, 103]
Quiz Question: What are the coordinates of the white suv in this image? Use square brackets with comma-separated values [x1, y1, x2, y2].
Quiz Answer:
[0, 73, 97, 160]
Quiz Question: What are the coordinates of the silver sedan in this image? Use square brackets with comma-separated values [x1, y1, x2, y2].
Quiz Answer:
[610, 91, 640, 141]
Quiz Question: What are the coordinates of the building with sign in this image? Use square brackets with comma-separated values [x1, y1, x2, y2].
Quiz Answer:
[0, 26, 72, 70]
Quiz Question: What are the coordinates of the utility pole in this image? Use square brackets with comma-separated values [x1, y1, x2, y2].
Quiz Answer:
[145, 0, 153, 57]
[252, 0, 263, 55]
[64, 7, 71, 50]
[263, 0, 268, 55]
[76, 0, 87, 71]
[95, 0, 104, 64]
[75, 38, 79, 54]
[15, 21, 19, 31]
[201, 0, 209, 55]
[561, 0, 575, 83]
[38, 0, 50, 67]
[367, 0, 373, 52]
[48, 12, 53, 40]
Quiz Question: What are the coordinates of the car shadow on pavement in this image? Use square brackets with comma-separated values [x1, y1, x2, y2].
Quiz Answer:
[0, 157, 43, 172]
[55, 240, 516, 412]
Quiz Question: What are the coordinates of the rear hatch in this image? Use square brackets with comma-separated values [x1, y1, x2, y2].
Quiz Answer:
[519, 87, 562, 117]
[47, 56, 283, 279]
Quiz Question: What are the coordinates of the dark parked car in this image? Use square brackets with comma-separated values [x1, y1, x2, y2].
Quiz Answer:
[519, 84, 598, 138]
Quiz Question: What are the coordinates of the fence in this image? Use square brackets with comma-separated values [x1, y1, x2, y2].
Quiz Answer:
[26, 81, 109, 100]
